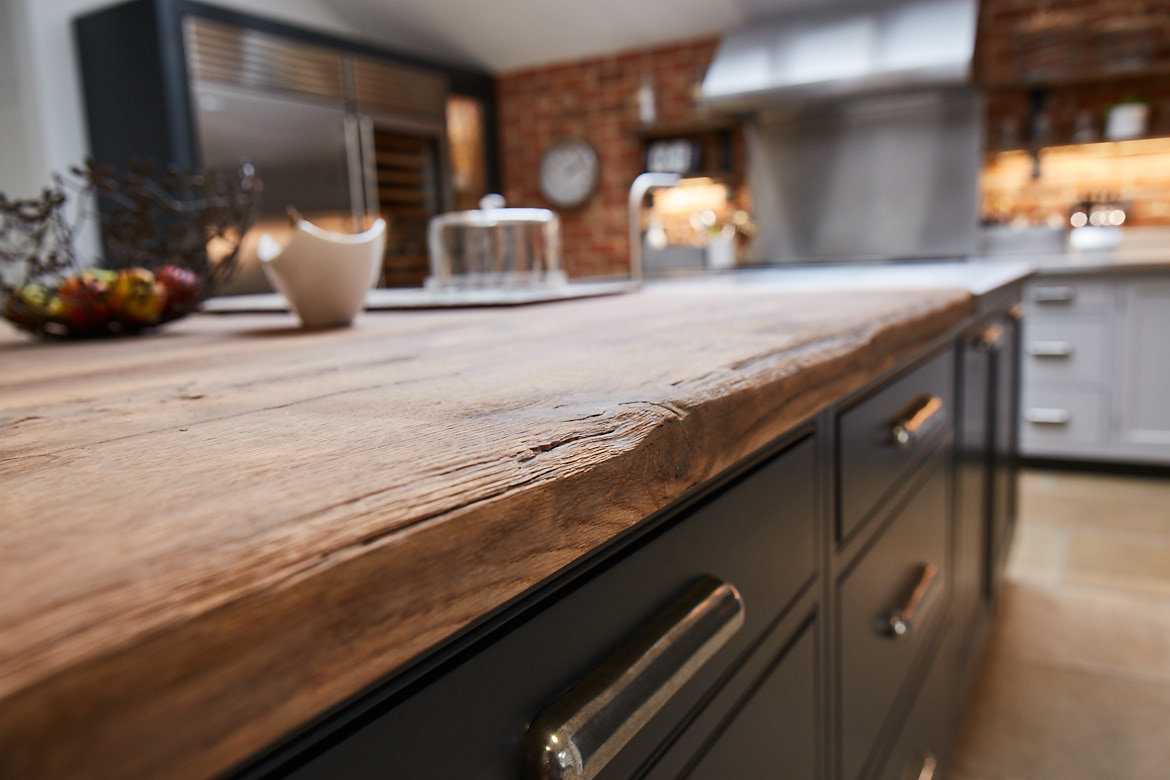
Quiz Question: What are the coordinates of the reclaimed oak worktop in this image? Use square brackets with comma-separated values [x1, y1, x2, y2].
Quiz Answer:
[0, 284, 976, 779]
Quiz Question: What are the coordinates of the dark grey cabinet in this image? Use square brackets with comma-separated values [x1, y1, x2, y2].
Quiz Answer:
[228, 293, 1022, 780]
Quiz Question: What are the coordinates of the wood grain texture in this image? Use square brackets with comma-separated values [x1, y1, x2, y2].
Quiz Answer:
[0, 286, 973, 779]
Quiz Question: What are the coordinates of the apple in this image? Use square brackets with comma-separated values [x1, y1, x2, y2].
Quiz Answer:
[109, 268, 167, 324]
[57, 274, 113, 331]
[155, 265, 202, 316]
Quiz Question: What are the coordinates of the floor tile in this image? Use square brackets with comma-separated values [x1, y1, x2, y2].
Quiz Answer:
[1003, 524, 1067, 586]
[1017, 470, 1170, 538]
[954, 469, 1170, 779]
[987, 581, 1170, 684]
[952, 654, 1170, 780]
[1064, 532, 1170, 597]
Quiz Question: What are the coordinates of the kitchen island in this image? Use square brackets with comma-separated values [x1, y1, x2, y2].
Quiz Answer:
[0, 266, 1026, 780]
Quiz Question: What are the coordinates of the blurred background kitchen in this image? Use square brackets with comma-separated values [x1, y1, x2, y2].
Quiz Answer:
[3, 0, 1170, 777]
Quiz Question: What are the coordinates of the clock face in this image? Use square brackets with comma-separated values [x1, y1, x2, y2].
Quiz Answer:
[539, 140, 599, 209]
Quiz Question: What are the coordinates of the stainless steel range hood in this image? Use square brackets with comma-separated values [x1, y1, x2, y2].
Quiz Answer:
[701, 0, 977, 110]
[701, 0, 982, 264]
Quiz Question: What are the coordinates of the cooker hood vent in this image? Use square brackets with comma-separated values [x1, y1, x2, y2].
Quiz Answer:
[701, 0, 977, 111]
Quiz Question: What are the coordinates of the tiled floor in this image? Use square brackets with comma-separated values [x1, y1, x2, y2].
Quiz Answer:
[950, 469, 1170, 780]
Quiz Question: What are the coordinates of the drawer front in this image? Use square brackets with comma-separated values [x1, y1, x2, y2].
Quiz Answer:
[1020, 388, 1105, 453]
[840, 455, 950, 780]
[1022, 315, 1109, 386]
[1024, 278, 1113, 314]
[877, 626, 954, 780]
[838, 349, 953, 542]
[284, 436, 818, 780]
[684, 619, 818, 780]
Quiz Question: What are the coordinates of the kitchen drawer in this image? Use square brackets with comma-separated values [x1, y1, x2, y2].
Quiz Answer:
[1020, 388, 1105, 454]
[839, 454, 950, 780]
[838, 349, 953, 542]
[684, 619, 818, 780]
[877, 624, 954, 780]
[281, 435, 818, 780]
[1022, 315, 1110, 386]
[641, 612, 819, 780]
[1024, 278, 1113, 315]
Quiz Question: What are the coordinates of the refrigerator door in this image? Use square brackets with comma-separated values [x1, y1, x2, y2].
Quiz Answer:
[190, 81, 362, 293]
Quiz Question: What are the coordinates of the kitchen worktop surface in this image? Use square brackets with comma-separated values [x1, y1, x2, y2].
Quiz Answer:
[0, 270, 1020, 779]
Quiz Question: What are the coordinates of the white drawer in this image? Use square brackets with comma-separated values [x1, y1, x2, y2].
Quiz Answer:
[1020, 389, 1106, 454]
[1022, 315, 1110, 386]
[1024, 278, 1113, 315]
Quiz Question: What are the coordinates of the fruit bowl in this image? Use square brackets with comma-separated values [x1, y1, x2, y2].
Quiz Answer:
[1, 160, 259, 338]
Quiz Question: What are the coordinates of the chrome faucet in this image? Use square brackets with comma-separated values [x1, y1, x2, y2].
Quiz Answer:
[628, 172, 681, 281]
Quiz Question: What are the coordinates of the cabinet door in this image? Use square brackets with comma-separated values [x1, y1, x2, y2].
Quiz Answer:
[1114, 280, 1170, 461]
[989, 314, 1020, 596]
[955, 332, 991, 655]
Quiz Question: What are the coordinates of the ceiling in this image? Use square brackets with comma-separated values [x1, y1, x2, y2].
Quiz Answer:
[313, 0, 837, 72]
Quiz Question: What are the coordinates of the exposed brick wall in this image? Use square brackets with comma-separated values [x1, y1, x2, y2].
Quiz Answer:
[979, 0, 1170, 147]
[978, 0, 1170, 224]
[497, 38, 740, 279]
[977, 0, 1170, 88]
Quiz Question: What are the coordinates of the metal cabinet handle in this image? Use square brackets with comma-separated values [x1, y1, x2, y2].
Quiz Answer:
[1028, 341, 1074, 357]
[1025, 408, 1072, 425]
[889, 395, 945, 448]
[975, 323, 1005, 351]
[918, 753, 938, 780]
[1033, 285, 1075, 304]
[523, 577, 745, 780]
[881, 563, 939, 638]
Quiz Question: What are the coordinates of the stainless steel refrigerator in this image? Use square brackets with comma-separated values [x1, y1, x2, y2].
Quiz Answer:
[184, 17, 450, 294]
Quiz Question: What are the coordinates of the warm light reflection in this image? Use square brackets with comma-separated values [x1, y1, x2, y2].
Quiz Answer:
[981, 136, 1170, 227]
[649, 179, 738, 248]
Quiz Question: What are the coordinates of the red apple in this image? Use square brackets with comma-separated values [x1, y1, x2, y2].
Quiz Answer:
[57, 274, 113, 331]
[155, 265, 202, 316]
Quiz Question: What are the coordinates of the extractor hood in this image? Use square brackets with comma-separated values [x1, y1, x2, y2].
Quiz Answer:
[701, 0, 978, 111]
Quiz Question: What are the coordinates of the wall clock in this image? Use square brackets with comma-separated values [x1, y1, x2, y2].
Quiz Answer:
[539, 139, 600, 209]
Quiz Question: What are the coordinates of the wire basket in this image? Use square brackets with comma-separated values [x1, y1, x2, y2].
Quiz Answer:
[1, 159, 260, 338]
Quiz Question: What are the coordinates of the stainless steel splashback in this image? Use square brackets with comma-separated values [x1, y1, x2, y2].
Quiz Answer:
[746, 88, 981, 263]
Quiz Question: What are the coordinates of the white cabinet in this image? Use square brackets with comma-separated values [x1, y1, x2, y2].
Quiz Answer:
[1020, 272, 1170, 465]
[1113, 279, 1170, 459]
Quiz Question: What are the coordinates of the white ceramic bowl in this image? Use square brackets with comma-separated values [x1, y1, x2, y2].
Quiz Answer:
[259, 218, 385, 328]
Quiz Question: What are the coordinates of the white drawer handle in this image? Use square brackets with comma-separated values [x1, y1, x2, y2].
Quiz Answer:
[523, 578, 745, 780]
[1025, 408, 1072, 425]
[1028, 341, 1074, 358]
[1033, 286, 1075, 304]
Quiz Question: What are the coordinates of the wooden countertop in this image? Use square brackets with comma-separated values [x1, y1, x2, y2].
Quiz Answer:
[0, 285, 973, 779]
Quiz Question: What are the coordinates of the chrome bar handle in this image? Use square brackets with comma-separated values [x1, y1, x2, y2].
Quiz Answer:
[1025, 407, 1071, 425]
[1028, 340, 1074, 358]
[882, 563, 939, 638]
[975, 323, 1005, 352]
[889, 395, 945, 448]
[523, 577, 745, 780]
[918, 753, 939, 780]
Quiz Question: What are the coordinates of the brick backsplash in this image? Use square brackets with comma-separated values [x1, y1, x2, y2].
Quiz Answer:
[497, 38, 742, 278]
[978, 0, 1170, 225]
